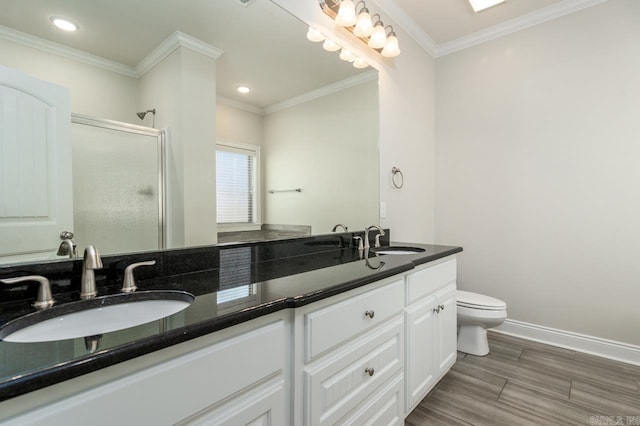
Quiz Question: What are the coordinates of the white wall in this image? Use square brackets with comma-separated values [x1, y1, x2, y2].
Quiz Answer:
[435, 0, 640, 345]
[216, 102, 263, 147]
[0, 39, 138, 123]
[273, 0, 437, 242]
[140, 47, 218, 247]
[262, 80, 379, 233]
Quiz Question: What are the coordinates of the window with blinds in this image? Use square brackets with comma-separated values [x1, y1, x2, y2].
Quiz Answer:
[216, 142, 260, 225]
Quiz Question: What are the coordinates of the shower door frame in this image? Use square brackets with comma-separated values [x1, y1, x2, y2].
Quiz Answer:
[71, 113, 167, 250]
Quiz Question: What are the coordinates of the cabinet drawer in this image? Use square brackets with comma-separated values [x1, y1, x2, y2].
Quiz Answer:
[304, 317, 403, 426]
[406, 259, 456, 304]
[305, 279, 404, 361]
[339, 373, 404, 426]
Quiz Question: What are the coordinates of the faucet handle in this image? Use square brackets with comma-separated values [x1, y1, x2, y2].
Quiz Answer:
[374, 233, 383, 248]
[122, 260, 156, 293]
[353, 236, 364, 251]
[1, 275, 55, 309]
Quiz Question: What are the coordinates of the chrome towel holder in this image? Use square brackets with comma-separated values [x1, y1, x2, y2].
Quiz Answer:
[268, 188, 302, 194]
[391, 167, 404, 189]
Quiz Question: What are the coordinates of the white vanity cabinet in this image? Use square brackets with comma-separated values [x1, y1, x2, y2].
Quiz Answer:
[404, 258, 458, 413]
[2, 314, 289, 426]
[295, 277, 406, 426]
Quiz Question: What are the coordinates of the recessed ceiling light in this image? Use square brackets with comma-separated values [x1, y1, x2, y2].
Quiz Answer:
[50, 17, 78, 32]
[468, 0, 505, 12]
[236, 86, 251, 94]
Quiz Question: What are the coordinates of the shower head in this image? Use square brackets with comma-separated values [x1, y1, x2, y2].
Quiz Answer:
[136, 108, 156, 120]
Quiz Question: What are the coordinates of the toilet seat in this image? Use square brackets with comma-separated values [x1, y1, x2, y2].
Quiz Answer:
[457, 290, 506, 311]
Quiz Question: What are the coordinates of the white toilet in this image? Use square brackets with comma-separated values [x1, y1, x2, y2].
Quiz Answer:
[456, 290, 507, 356]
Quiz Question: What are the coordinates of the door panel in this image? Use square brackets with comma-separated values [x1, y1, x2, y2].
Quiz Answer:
[0, 65, 72, 261]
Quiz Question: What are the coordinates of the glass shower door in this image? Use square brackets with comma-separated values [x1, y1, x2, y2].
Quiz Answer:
[71, 115, 165, 255]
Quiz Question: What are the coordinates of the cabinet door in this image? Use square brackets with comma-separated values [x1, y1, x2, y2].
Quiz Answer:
[0, 65, 72, 260]
[179, 378, 286, 426]
[435, 283, 457, 375]
[404, 294, 437, 412]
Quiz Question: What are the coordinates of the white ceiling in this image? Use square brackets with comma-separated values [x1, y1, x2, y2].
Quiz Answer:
[0, 0, 605, 106]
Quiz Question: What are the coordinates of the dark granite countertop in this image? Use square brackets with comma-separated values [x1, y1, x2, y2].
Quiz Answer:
[0, 237, 461, 402]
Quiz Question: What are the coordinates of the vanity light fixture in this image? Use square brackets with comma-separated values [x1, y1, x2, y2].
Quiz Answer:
[339, 49, 356, 62]
[367, 15, 387, 49]
[306, 26, 325, 42]
[352, 58, 369, 69]
[381, 26, 400, 58]
[236, 86, 251, 94]
[322, 38, 341, 52]
[468, 0, 506, 12]
[335, 0, 357, 26]
[319, 0, 401, 58]
[353, 3, 374, 37]
[50, 17, 78, 32]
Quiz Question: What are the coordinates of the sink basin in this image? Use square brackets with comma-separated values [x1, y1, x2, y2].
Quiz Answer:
[371, 246, 426, 255]
[0, 290, 194, 343]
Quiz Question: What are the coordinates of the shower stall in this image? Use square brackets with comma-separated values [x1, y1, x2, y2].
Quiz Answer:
[71, 114, 166, 255]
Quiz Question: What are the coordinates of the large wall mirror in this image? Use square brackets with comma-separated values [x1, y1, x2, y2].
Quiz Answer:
[0, 0, 379, 265]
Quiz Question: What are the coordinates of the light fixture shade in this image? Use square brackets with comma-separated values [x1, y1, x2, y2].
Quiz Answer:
[352, 58, 369, 69]
[339, 49, 356, 62]
[381, 33, 401, 57]
[306, 26, 324, 42]
[335, 0, 357, 27]
[353, 10, 374, 37]
[322, 38, 341, 52]
[368, 23, 387, 49]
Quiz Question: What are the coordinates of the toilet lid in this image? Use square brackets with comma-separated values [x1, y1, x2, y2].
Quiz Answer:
[457, 290, 506, 309]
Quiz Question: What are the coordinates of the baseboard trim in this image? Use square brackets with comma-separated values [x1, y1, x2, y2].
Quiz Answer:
[493, 319, 640, 366]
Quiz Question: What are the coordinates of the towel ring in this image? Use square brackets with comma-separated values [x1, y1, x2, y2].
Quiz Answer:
[391, 167, 404, 189]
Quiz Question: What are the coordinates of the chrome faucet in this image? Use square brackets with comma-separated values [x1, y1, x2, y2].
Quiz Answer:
[56, 231, 77, 259]
[364, 225, 385, 249]
[80, 246, 103, 299]
[331, 224, 349, 232]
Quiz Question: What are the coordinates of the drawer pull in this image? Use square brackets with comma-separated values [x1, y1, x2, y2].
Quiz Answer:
[364, 367, 375, 377]
[364, 310, 375, 319]
[433, 306, 440, 313]
[440, 304, 445, 311]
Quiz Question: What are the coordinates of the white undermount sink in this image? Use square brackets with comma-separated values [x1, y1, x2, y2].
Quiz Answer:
[371, 246, 426, 255]
[0, 291, 194, 343]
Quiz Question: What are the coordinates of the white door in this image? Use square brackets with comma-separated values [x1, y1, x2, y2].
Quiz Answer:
[0, 65, 72, 261]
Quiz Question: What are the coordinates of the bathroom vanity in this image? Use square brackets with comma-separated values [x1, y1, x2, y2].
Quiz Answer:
[0, 235, 461, 424]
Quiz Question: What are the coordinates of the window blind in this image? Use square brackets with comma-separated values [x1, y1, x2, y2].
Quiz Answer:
[216, 145, 257, 224]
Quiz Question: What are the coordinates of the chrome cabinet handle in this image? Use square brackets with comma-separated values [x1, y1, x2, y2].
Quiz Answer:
[439, 304, 445, 311]
[365, 367, 375, 377]
[365, 310, 375, 319]
[1, 275, 55, 309]
[122, 260, 156, 293]
[433, 306, 440, 313]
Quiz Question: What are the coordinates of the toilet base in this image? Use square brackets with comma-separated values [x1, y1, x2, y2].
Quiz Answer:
[457, 325, 490, 356]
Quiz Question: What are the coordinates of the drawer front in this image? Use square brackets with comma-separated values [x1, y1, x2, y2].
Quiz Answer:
[406, 258, 456, 304]
[305, 279, 404, 361]
[304, 317, 404, 426]
[339, 373, 404, 426]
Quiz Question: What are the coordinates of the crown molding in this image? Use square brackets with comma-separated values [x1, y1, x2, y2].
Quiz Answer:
[370, 0, 438, 57]
[217, 96, 263, 115]
[435, 0, 608, 57]
[136, 31, 224, 77]
[263, 70, 378, 115]
[0, 24, 138, 78]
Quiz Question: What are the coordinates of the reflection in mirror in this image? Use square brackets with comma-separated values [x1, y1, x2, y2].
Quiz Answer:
[0, 0, 379, 266]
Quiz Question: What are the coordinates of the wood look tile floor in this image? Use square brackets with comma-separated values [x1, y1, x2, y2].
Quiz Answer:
[405, 332, 640, 426]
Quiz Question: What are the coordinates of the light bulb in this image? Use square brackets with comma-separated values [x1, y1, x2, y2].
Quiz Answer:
[353, 9, 374, 37]
[368, 22, 387, 49]
[306, 26, 324, 42]
[353, 58, 369, 69]
[381, 33, 401, 58]
[322, 38, 341, 52]
[335, 0, 357, 27]
[51, 17, 78, 32]
[339, 49, 356, 62]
